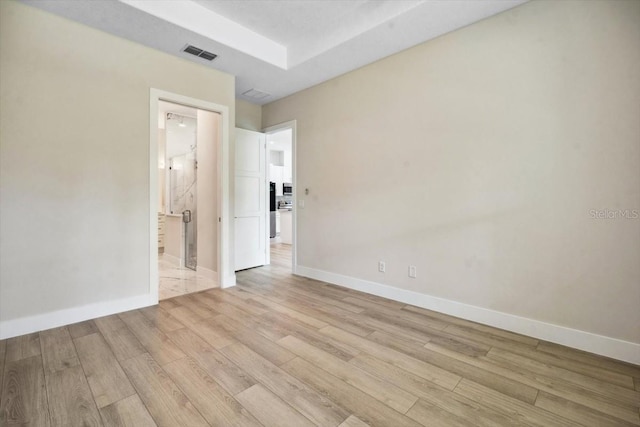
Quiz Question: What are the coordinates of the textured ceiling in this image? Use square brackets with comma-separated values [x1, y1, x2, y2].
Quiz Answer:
[21, 0, 528, 105]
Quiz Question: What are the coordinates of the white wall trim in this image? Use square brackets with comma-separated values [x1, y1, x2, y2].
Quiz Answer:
[295, 265, 640, 365]
[221, 273, 236, 289]
[0, 294, 155, 340]
[149, 92, 160, 304]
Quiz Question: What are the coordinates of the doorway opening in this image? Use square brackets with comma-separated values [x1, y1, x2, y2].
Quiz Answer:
[160, 104, 198, 271]
[154, 96, 226, 300]
[157, 101, 216, 299]
[264, 121, 297, 273]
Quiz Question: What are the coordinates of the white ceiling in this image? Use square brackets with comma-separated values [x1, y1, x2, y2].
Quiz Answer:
[22, 0, 528, 105]
[193, 0, 425, 67]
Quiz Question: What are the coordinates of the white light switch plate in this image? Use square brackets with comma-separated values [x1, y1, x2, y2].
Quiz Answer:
[409, 265, 417, 278]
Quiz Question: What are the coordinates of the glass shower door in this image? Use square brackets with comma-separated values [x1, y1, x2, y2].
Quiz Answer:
[170, 152, 197, 270]
[183, 154, 197, 270]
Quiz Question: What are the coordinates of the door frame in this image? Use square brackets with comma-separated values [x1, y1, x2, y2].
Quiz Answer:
[149, 88, 235, 304]
[263, 120, 297, 273]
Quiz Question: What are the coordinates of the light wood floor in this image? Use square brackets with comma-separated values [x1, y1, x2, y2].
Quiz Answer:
[1, 243, 639, 426]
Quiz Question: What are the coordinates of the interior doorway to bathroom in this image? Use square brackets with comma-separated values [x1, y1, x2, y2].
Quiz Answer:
[165, 108, 197, 270]
[157, 100, 220, 299]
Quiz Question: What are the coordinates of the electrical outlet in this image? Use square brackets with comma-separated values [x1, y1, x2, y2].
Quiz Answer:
[378, 261, 386, 273]
[409, 265, 417, 278]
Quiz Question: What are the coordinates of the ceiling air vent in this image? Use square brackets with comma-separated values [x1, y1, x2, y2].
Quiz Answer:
[182, 44, 217, 61]
[242, 88, 271, 100]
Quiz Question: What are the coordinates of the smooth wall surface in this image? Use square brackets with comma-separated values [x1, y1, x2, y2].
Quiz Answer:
[0, 0, 234, 331]
[196, 110, 220, 274]
[263, 0, 640, 344]
[236, 99, 263, 131]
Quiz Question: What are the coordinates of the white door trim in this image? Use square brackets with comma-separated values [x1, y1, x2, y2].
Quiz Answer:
[263, 120, 297, 273]
[149, 89, 235, 304]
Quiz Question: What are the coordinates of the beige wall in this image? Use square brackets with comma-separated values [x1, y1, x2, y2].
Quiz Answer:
[263, 0, 640, 344]
[0, 0, 234, 329]
[196, 110, 220, 273]
[236, 99, 263, 131]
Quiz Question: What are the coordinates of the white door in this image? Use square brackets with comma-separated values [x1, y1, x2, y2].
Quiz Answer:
[234, 128, 266, 271]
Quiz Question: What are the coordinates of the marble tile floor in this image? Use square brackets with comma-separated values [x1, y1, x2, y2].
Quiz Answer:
[158, 255, 218, 300]
[158, 243, 292, 300]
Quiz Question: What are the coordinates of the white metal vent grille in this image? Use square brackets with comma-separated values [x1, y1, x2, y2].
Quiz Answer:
[242, 88, 271, 100]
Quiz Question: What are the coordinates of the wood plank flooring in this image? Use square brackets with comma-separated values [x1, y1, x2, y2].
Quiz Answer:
[1, 243, 639, 426]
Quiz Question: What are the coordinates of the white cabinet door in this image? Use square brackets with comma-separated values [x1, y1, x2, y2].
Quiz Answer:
[235, 128, 266, 271]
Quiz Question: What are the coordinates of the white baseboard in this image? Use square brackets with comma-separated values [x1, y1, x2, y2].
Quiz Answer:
[221, 273, 236, 289]
[295, 265, 640, 365]
[196, 266, 217, 280]
[0, 294, 156, 340]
